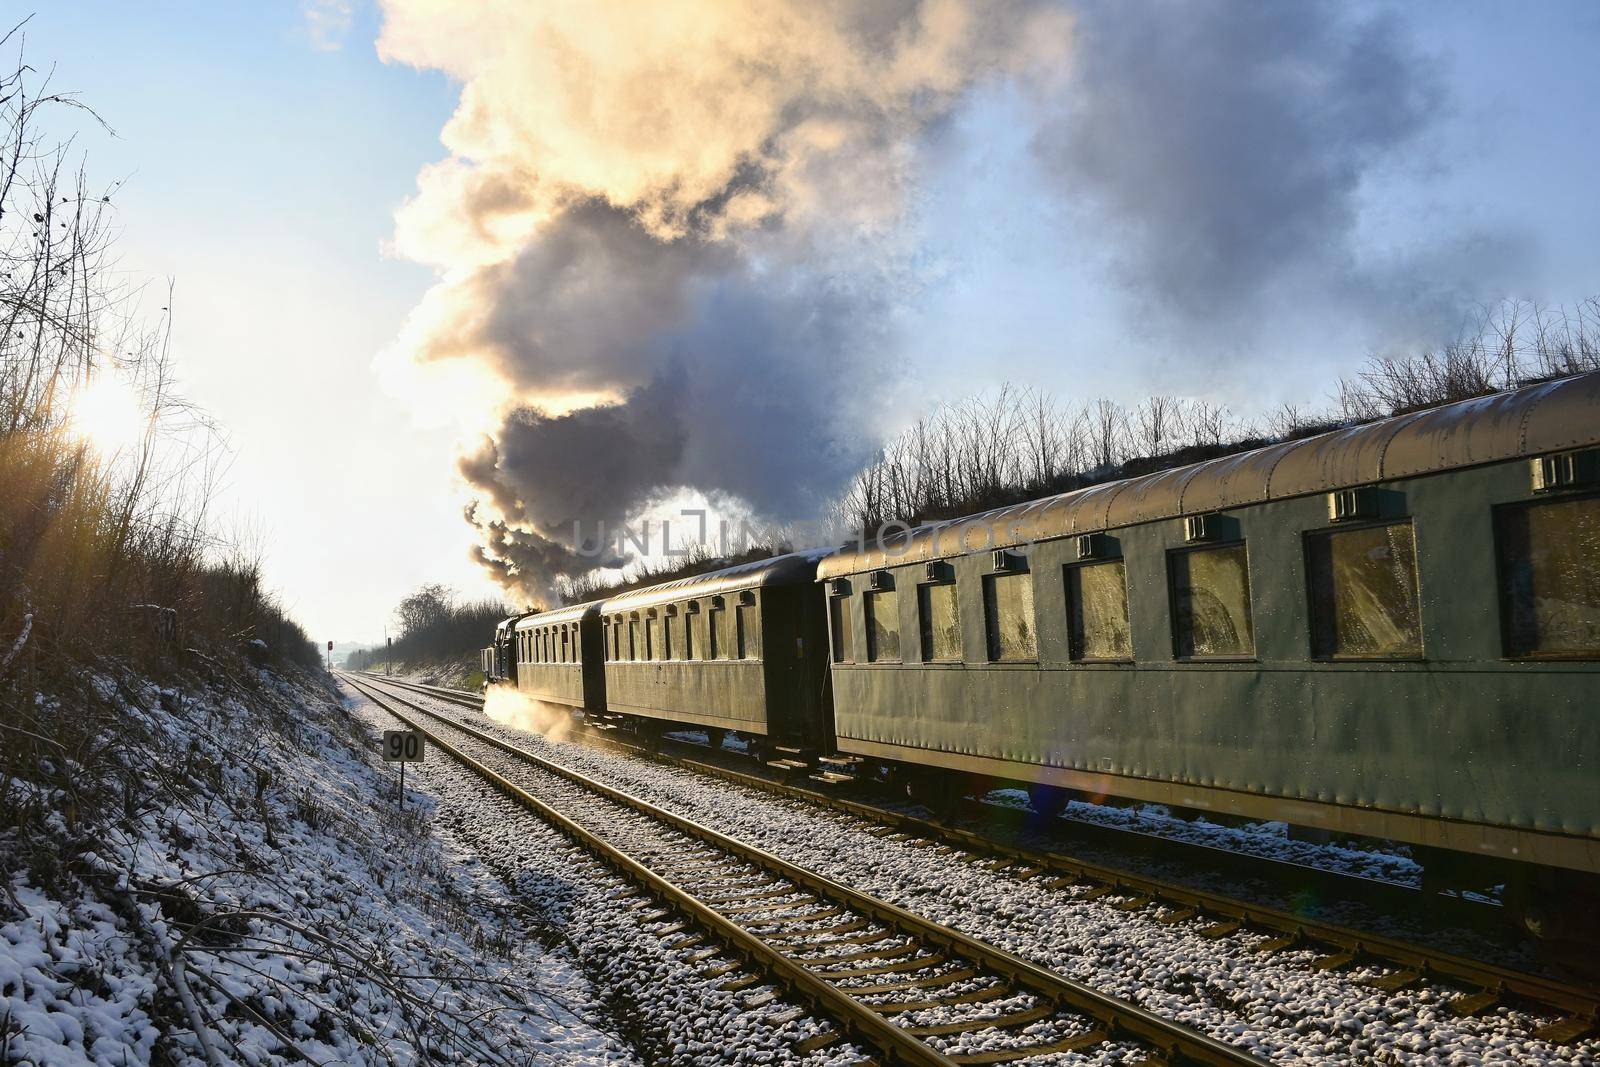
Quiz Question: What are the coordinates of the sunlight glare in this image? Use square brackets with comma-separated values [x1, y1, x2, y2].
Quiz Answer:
[69, 373, 150, 459]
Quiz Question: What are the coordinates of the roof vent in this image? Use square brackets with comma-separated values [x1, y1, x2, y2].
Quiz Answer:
[737, 589, 756, 605]
[829, 578, 851, 597]
[1076, 533, 1101, 560]
[1327, 487, 1377, 522]
[1532, 448, 1600, 493]
[1183, 514, 1214, 543]
[868, 570, 890, 591]
[992, 549, 1017, 572]
[923, 560, 950, 583]
[684, 600, 701, 614]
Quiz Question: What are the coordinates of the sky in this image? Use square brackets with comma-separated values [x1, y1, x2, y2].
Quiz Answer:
[15, 1, 1600, 645]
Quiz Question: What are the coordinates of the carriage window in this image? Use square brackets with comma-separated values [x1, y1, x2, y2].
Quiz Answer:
[708, 604, 726, 659]
[1308, 523, 1421, 659]
[918, 581, 960, 662]
[609, 620, 620, 661]
[683, 605, 696, 659]
[718, 603, 737, 659]
[661, 615, 675, 660]
[829, 594, 854, 663]
[627, 618, 639, 661]
[1496, 496, 1600, 658]
[983, 571, 1036, 662]
[559, 627, 569, 664]
[1068, 560, 1132, 661]
[1171, 543, 1254, 658]
[864, 588, 901, 662]
[736, 602, 761, 659]
[644, 616, 657, 661]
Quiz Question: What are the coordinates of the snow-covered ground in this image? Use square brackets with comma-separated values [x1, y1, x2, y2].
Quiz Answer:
[393, 688, 1596, 1065]
[340, 682, 871, 1066]
[1, 663, 635, 1065]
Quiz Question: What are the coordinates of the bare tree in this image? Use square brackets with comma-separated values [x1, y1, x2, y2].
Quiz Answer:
[1086, 397, 1127, 471]
[1132, 395, 1179, 457]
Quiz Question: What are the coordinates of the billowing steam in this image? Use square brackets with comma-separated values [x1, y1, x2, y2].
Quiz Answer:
[483, 686, 575, 744]
[375, 0, 1073, 599]
[377, 1, 1472, 600]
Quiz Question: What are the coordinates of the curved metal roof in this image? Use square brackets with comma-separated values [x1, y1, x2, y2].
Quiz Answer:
[818, 371, 1600, 580]
[601, 548, 834, 616]
[514, 600, 601, 631]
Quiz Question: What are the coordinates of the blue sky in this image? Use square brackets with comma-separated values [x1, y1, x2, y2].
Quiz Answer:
[15, 2, 1600, 642]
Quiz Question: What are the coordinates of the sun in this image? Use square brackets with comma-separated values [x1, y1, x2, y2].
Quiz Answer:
[68, 372, 150, 459]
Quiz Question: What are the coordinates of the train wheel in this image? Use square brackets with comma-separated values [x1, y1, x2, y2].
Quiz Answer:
[639, 718, 664, 752]
[1028, 784, 1071, 821]
[706, 727, 727, 752]
[906, 770, 961, 823]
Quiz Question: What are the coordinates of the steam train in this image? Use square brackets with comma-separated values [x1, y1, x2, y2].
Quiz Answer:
[482, 372, 1600, 938]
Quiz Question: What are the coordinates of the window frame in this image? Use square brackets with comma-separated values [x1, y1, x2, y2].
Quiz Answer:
[916, 578, 961, 663]
[1064, 557, 1134, 663]
[735, 597, 760, 660]
[1303, 518, 1424, 663]
[863, 585, 903, 663]
[981, 566, 1038, 664]
[828, 590, 854, 664]
[682, 602, 696, 660]
[1167, 540, 1257, 662]
[1492, 491, 1600, 661]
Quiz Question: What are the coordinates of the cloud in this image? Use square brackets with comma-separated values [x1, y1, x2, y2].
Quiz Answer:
[1034, 1, 1446, 323]
[302, 0, 354, 52]
[376, 0, 1072, 595]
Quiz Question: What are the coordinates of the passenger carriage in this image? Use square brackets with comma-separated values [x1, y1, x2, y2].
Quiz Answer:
[817, 372, 1600, 930]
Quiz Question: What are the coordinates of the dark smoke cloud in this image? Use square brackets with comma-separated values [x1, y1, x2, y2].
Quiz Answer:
[1036, 1, 1446, 320]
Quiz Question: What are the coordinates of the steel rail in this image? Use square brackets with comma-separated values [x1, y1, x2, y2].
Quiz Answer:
[347, 675, 953, 1066]
[343, 672, 1263, 1066]
[358, 673, 1600, 1044]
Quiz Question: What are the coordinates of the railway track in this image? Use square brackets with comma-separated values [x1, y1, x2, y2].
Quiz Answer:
[342, 672, 1262, 1065]
[355, 672, 1600, 1048]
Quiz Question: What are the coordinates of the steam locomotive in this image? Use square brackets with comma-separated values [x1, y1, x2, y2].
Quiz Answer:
[483, 371, 1600, 939]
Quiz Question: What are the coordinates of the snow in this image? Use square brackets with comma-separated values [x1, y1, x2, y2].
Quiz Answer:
[1, 664, 637, 1065]
[340, 682, 872, 1066]
[386, 686, 1598, 1066]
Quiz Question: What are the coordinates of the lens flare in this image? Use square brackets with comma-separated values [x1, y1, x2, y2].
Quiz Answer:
[69, 373, 149, 459]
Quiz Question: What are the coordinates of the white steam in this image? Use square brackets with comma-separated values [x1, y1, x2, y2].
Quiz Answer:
[483, 686, 575, 744]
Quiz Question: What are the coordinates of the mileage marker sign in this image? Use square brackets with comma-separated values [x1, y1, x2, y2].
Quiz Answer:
[381, 729, 425, 810]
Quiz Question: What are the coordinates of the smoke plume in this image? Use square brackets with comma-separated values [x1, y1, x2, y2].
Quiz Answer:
[379, 1, 1494, 599]
[376, 0, 1072, 599]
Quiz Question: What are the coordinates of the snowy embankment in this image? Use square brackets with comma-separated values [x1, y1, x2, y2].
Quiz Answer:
[399, 690, 1594, 1066]
[1, 663, 633, 1066]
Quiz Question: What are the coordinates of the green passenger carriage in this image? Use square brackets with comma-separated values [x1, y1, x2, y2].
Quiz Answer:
[816, 372, 1600, 920]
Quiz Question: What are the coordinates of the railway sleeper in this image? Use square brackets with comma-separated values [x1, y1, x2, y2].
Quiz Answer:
[947, 1028, 1110, 1066]
[1533, 1015, 1599, 1044]
[722, 896, 823, 919]
[742, 905, 846, 929]
[849, 966, 979, 996]
[792, 941, 921, 968]
[815, 953, 949, 980]
[873, 982, 1014, 1014]
[904, 1001, 1056, 1038]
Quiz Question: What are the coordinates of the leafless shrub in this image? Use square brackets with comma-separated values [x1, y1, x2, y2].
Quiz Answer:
[1339, 297, 1600, 419]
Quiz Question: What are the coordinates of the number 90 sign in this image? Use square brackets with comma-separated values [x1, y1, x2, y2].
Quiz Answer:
[382, 730, 425, 763]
